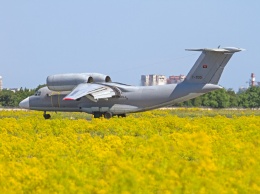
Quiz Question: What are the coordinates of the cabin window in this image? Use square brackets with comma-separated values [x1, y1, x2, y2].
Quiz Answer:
[34, 91, 41, 96]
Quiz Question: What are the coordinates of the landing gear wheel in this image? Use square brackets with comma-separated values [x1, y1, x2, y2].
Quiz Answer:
[93, 112, 102, 118]
[43, 112, 51, 119]
[104, 112, 113, 119]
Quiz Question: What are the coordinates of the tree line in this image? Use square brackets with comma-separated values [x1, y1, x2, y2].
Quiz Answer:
[0, 85, 44, 107]
[176, 86, 260, 108]
[0, 85, 260, 108]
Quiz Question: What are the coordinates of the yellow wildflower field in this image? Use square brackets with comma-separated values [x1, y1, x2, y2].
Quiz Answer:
[0, 109, 260, 193]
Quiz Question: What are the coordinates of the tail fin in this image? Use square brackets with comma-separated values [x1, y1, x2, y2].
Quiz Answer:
[184, 47, 244, 84]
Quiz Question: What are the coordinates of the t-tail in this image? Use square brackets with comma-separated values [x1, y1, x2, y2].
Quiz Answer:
[169, 47, 244, 104]
[183, 47, 244, 84]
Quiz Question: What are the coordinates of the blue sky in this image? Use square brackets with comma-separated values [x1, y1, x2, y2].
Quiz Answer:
[0, 1, 259, 91]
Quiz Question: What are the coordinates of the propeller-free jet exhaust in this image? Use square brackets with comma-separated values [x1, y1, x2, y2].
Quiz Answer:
[19, 47, 243, 119]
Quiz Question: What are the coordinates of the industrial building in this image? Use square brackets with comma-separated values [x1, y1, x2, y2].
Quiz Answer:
[249, 73, 260, 86]
[239, 73, 259, 93]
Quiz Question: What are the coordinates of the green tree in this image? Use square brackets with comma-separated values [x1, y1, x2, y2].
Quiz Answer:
[201, 90, 219, 108]
[14, 88, 35, 106]
[215, 89, 230, 108]
[238, 86, 260, 108]
[0, 90, 16, 107]
[227, 89, 238, 107]
[35, 84, 46, 91]
[192, 96, 202, 107]
[0, 87, 35, 107]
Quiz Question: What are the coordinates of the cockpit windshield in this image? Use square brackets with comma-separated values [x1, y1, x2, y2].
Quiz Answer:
[34, 91, 41, 96]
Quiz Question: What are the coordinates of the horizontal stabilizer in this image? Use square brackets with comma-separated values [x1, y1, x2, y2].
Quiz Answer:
[185, 47, 244, 53]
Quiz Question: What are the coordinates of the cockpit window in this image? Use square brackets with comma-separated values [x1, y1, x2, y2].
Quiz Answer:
[34, 91, 41, 96]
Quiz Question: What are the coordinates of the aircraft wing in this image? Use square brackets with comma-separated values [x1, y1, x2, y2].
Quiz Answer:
[63, 83, 120, 102]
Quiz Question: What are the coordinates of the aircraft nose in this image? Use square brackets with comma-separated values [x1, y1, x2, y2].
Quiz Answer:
[19, 97, 30, 109]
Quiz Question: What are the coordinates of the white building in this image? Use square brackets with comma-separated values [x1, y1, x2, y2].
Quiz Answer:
[141, 75, 150, 86]
[141, 74, 167, 86]
[3, 88, 21, 92]
[156, 75, 167, 85]
[167, 75, 186, 84]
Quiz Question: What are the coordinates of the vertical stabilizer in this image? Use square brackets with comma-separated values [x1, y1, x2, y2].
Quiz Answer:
[184, 47, 244, 84]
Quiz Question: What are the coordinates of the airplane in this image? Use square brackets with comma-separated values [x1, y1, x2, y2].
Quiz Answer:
[19, 47, 243, 119]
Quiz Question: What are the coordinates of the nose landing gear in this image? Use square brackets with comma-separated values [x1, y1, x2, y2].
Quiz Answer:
[117, 114, 126, 118]
[43, 111, 51, 119]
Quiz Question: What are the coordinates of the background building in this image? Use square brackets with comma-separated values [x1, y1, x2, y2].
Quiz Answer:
[167, 75, 186, 84]
[141, 75, 149, 86]
[3, 88, 21, 93]
[141, 74, 167, 86]
[141, 74, 185, 86]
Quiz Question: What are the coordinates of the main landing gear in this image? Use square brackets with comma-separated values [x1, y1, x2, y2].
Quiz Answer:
[43, 111, 51, 119]
[104, 112, 113, 119]
[42, 111, 126, 120]
[93, 112, 102, 118]
[117, 114, 126, 118]
[93, 111, 113, 119]
[93, 112, 126, 119]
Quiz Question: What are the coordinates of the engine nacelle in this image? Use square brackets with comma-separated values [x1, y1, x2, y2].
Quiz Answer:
[47, 73, 112, 91]
[89, 73, 112, 83]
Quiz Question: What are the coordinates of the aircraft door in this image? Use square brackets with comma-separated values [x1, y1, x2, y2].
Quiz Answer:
[51, 94, 61, 107]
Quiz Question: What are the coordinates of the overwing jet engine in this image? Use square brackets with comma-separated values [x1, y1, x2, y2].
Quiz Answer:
[47, 73, 112, 91]
[19, 47, 244, 119]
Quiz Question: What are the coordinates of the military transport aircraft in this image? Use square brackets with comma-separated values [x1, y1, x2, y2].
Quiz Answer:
[19, 47, 243, 119]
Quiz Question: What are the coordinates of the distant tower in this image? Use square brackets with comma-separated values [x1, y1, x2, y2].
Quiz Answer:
[251, 73, 255, 86]
[0, 76, 2, 91]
